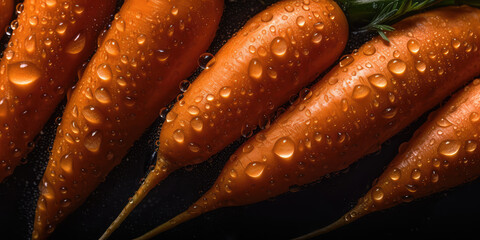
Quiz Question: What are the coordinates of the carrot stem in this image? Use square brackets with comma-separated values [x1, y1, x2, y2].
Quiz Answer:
[100, 153, 176, 240]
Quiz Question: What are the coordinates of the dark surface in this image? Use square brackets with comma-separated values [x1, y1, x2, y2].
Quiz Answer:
[1, 0, 479, 240]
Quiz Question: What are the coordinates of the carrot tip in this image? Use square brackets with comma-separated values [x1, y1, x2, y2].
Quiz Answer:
[133, 209, 199, 240]
[99, 155, 175, 240]
[293, 216, 348, 240]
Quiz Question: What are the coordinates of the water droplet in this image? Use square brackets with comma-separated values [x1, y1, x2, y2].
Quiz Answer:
[314, 22, 324, 30]
[368, 74, 387, 88]
[405, 184, 417, 193]
[389, 168, 401, 181]
[470, 112, 480, 123]
[0, 98, 8, 117]
[82, 105, 103, 124]
[271, 37, 288, 57]
[436, 118, 452, 127]
[60, 153, 73, 173]
[166, 111, 177, 123]
[198, 53, 215, 69]
[372, 187, 384, 201]
[431, 170, 439, 183]
[219, 87, 232, 98]
[105, 39, 120, 55]
[84, 130, 102, 152]
[25, 35, 36, 53]
[8, 61, 42, 86]
[188, 143, 200, 152]
[339, 55, 354, 67]
[94, 87, 112, 104]
[65, 31, 86, 54]
[155, 49, 170, 62]
[407, 39, 420, 54]
[187, 105, 200, 116]
[296, 16, 306, 27]
[438, 140, 461, 157]
[173, 129, 184, 143]
[382, 107, 398, 119]
[261, 12, 273, 22]
[190, 117, 204, 132]
[245, 162, 266, 178]
[388, 59, 407, 75]
[415, 60, 426, 73]
[466, 140, 477, 153]
[452, 38, 461, 49]
[96, 64, 112, 81]
[352, 85, 370, 99]
[363, 44, 376, 56]
[311, 33, 322, 44]
[56, 22, 67, 35]
[136, 34, 146, 45]
[411, 168, 421, 180]
[29, 16, 38, 26]
[284, 5, 294, 12]
[273, 137, 295, 159]
[248, 58, 263, 80]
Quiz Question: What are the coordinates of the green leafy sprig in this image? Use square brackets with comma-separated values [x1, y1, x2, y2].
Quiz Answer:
[360, 0, 444, 42]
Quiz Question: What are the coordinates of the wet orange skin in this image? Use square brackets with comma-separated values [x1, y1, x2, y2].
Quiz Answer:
[32, 0, 224, 239]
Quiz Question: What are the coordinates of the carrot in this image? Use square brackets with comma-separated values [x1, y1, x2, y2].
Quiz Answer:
[100, 0, 349, 238]
[132, 5, 480, 239]
[296, 78, 480, 239]
[0, 0, 117, 182]
[31, 0, 224, 239]
[0, 0, 13, 39]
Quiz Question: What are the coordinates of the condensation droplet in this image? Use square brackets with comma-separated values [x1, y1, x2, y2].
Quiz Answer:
[245, 162, 266, 178]
[173, 129, 184, 143]
[407, 39, 420, 54]
[105, 39, 120, 55]
[438, 140, 461, 157]
[368, 74, 387, 88]
[82, 106, 103, 124]
[389, 168, 401, 181]
[191, 117, 204, 132]
[248, 58, 263, 80]
[8, 61, 42, 86]
[97, 64, 112, 81]
[352, 85, 371, 99]
[363, 44, 376, 56]
[65, 31, 86, 54]
[387, 59, 407, 75]
[271, 37, 288, 57]
[84, 130, 102, 152]
[273, 137, 295, 159]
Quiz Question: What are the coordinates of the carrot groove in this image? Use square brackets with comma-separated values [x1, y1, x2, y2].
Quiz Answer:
[135, 5, 480, 239]
[0, 0, 116, 182]
[0, 0, 13, 39]
[104, 0, 349, 236]
[31, 0, 224, 239]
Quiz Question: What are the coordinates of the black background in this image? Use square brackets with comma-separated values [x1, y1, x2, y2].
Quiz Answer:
[1, 0, 480, 239]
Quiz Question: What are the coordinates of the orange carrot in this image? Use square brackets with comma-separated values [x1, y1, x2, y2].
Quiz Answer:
[0, 0, 13, 39]
[132, 5, 480, 239]
[101, 0, 349, 237]
[0, 0, 117, 182]
[32, 0, 224, 239]
[295, 77, 480, 239]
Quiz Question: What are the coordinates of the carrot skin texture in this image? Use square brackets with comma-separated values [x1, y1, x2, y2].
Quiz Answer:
[138, 5, 480, 238]
[0, 0, 13, 39]
[305, 79, 480, 238]
[32, 0, 224, 239]
[108, 0, 348, 236]
[0, 0, 117, 182]
[158, 0, 348, 167]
